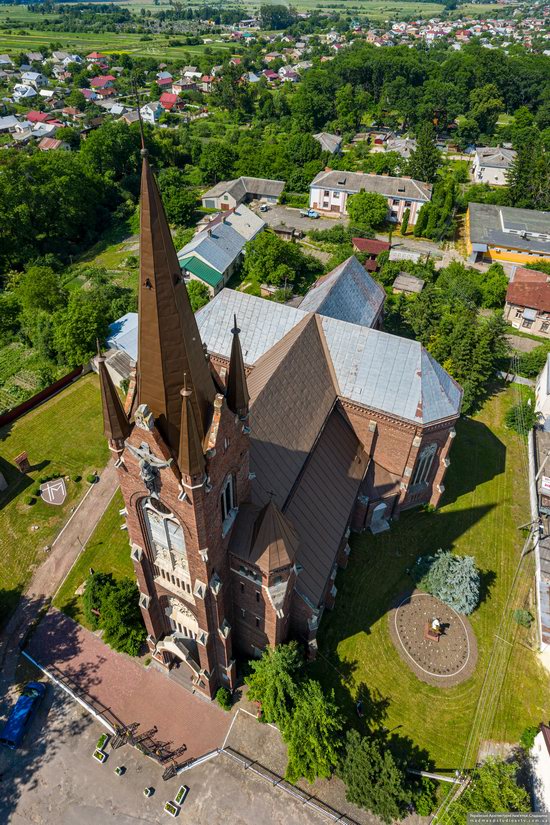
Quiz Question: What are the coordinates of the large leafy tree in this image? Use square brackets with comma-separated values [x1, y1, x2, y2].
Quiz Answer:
[186, 280, 210, 312]
[347, 190, 388, 230]
[245, 641, 303, 728]
[198, 141, 236, 184]
[284, 680, 343, 784]
[80, 120, 141, 179]
[508, 137, 550, 211]
[447, 758, 530, 825]
[53, 290, 110, 368]
[407, 123, 441, 184]
[412, 549, 481, 615]
[243, 231, 321, 292]
[157, 168, 197, 226]
[338, 731, 410, 823]
[468, 83, 504, 136]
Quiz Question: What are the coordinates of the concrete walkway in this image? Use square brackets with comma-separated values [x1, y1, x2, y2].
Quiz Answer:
[0, 461, 119, 689]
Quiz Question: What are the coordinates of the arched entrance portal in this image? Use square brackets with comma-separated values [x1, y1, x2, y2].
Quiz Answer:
[156, 599, 203, 692]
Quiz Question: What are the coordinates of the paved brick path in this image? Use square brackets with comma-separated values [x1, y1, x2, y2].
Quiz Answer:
[26, 609, 231, 763]
[0, 461, 118, 691]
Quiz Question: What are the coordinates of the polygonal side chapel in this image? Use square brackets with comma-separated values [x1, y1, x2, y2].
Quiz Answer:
[99, 147, 462, 699]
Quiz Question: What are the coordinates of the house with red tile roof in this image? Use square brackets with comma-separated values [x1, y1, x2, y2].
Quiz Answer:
[159, 92, 180, 111]
[26, 110, 53, 123]
[90, 75, 115, 89]
[504, 267, 550, 338]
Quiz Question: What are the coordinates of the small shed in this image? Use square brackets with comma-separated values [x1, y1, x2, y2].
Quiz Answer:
[392, 273, 425, 295]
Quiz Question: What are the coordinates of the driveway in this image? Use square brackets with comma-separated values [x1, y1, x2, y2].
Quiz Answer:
[0, 681, 337, 825]
[252, 204, 349, 234]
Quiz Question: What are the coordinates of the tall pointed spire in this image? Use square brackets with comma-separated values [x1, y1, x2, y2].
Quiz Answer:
[138, 147, 215, 455]
[178, 377, 206, 478]
[98, 348, 131, 444]
[226, 315, 249, 419]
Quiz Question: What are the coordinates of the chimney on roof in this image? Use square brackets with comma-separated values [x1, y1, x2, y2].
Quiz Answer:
[325, 166, 332, 172]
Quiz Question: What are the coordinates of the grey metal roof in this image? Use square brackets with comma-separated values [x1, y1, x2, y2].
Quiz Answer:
[320, 317, 462, 424]
[310, 169, 432, 202]
[299, 256, 385, 327]
[313, 132, 342, 154]
[177, 221, 247, 274]
[196, 290, 462, 425]
[208, 204, 265, 242]
[469, 203, 550, 255]
[474, 146, 516, 169]
[196, 289, 306, 364]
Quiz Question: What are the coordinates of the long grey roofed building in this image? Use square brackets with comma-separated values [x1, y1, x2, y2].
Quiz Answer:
[474, 146, 516, 169]
[196, 289, 462, 425]
[177, 221, 247, 274]
[468, 202, 550, 256]
[202, 176, 285, 201]
[310, 169, 432, 202]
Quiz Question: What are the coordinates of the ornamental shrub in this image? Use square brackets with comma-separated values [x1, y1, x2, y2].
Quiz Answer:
[412, 549, 481, 614]
[215, 687, 232, 711]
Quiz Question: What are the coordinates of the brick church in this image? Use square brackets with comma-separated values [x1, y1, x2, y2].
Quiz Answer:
[98, 147, 462, 700]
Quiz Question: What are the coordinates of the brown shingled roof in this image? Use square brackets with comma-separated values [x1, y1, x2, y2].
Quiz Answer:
[285, 405, 367, 606]
[249, 499, 300, 574]
[248, 313, 338, 510]
[138, 152, 215, 455]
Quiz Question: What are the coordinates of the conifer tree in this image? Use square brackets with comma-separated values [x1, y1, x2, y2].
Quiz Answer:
[407, 123, 441, 183]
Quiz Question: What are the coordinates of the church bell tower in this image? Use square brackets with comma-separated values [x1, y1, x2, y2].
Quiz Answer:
[99, 146, 251, 699]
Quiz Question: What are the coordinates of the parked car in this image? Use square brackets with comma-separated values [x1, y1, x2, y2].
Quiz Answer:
[300, 209, 319, 219]
[260, 203, 269, 212]
[0, 682, 46, 749]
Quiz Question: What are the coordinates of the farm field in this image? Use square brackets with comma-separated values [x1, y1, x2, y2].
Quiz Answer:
[311, 383, 550, 771]
[0, 373, 110, 626]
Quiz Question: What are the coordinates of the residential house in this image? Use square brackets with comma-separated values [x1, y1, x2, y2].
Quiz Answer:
[160, 92, 182, 111]
[21, 71, 47, 88]
[198, 75, 214, 93]
[386, 137, 417, 159]
[472, 146, 516, 186]
[310, 170, 432, 225]
[297, 256, 385, 329]
[90, 75, 116, 90]
[183, 66, 201, 80]
[0, 115, 19, 133]
[156, 71, 173, 89]
[264, 51, 284, 63]
[313, 132, 343, 154]
[172, 78, 195, 94]
[242, 72, 261, 84]
[177, 205, 265, 294]
[13, 85, 37, 102]
[467, 203, 550, 265]
[0, 54, 13, 67]
[262, 69, 279, 83]
[25, 52, 44, 64]
[202, 176, 285, 210]
[278, 66, 299, 83]
[38, 136, 68, 151]
[504, 267, 550, 337]
[86, 51, 107, 63]
[229, 57, 242, 67]
[140, 101, 163, 125]
[80, 88, 98, 102]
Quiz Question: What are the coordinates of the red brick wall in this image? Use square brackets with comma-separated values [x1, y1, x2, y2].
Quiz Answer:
[117, 399, 250, 698]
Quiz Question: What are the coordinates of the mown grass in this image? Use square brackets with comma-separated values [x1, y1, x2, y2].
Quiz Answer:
[53, 488, 133, 628]
[0, 373, 110, 626]
[311, 383, 549, 770]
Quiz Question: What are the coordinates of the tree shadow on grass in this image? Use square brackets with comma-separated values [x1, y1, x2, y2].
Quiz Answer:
[0, 455, 51, 511]
[478, 568, 497, 608]
[441, 416, 506, 507]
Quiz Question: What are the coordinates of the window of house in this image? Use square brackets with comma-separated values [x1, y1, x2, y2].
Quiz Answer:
[324, 190, 330, 197]
[522, 319, 534, 329]
[515, 308, 523, 318]
[411, 443, 437, 486]
[255, 617, 260, 628]
[392, 199, 400, 206]
[256, 591, 260, 602]
[542, 322, 550, 333]
[405, 201, 412, 207]
[221, 474, 236, 524]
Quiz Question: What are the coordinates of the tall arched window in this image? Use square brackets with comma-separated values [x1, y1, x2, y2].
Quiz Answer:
[141, 499, 192, 597]
[411, 443, 437, 487]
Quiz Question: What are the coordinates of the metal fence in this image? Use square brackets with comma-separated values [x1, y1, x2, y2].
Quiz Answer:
[220, 746, 362, 825]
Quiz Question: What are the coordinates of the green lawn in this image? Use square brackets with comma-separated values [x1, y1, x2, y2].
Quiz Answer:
[312, 383, 549, 771]
[0, 373, 110, 626]
[53, 488, 133, 628]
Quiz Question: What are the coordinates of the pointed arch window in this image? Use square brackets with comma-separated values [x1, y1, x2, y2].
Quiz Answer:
[411, 443, 437, 487]
[141, 499, 192, 598]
